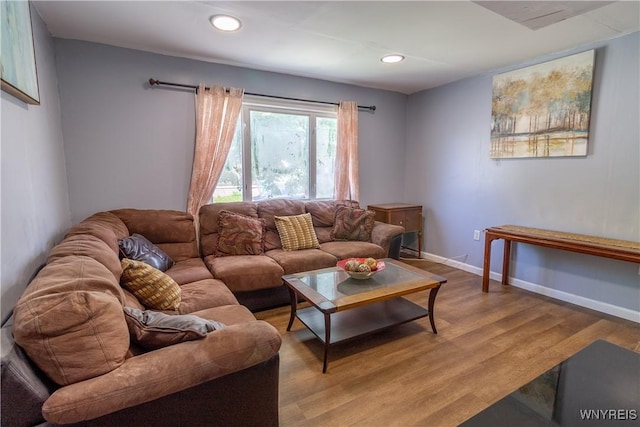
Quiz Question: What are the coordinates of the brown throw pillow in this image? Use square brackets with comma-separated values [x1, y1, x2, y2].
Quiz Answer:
[118, 233, 174, 271]
[216, 210, 266, 256]
[331, 206, 376, 242]
[123, 307, 224, 349]
[274, 213, 320, 251]
[120, 259, 181, 310]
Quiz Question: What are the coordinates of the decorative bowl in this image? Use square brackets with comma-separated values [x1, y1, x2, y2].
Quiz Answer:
[336, 258, 386, 280]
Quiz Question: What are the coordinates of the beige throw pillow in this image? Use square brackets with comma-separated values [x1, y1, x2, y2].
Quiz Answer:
[274, 213, 320, 251]
[120, 259, 181, 310]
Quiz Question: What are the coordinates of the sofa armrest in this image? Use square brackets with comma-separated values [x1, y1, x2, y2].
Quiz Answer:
[42, 321, 281, 424]
[371, 221, 405, 257]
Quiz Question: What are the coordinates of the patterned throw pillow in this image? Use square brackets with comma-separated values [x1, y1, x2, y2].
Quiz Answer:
[120, 259, 181, 310]
[331, 206, 376, 242]
[216, 210, 266, 256]
[274, 213, 320, 251]
[118, 233, 174, 271]
[123, 307, 224, 349]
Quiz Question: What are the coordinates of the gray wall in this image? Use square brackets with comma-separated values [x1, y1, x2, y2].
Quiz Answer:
[4, 28, 637, 320]
[405, 32, 640, 318]
[1, 10, 71, 320]
[54, 40, 408, 224]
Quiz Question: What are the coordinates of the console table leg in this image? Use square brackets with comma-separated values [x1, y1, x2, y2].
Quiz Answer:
[502, 240, 511, 286]
[482, 233, 494, 292]
[428, 285, 441, 334]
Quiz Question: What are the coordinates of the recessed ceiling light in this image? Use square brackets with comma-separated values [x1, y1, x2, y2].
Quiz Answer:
[210, 15, 242, 32]
[381, 54, 405, 64]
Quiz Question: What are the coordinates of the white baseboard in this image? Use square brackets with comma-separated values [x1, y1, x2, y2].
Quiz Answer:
[417, 251, 640, 323]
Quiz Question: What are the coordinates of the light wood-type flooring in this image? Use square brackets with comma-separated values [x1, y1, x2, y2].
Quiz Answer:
[254, 259, 640, 427]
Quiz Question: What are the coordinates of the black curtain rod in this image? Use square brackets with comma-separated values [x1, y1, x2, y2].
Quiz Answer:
[148, 78, 376, 112]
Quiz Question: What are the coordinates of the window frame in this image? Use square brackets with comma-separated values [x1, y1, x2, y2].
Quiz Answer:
[232, 96, 338, 202]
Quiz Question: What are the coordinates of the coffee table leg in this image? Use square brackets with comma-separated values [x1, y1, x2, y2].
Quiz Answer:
[428, 285, 441, 334]
[323, 313, 331, 373]
[286, 287, 298, 332]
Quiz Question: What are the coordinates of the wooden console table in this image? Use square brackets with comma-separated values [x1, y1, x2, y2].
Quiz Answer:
[482, 225, 640, 292]
[368, 203, 422, 258]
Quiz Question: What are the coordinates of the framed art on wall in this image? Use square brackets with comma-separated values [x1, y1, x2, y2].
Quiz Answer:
[1, 0, 40, 105]
[490, 50, 595, 158]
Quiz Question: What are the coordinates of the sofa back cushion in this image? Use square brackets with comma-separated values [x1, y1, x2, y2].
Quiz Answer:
[199, 202, 259, 257]
[12, 256, 129, 386]
[47, 234, 122, 280]
[112, 209, 199, 262]
[258, 199, 306, 251]
[305, 200, 360, 243]
[64, 211, 129, 254]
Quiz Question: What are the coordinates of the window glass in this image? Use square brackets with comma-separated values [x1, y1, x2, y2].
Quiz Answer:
[211, 118, 243, 202]
[316, 117, 337, 199]
[250, 110, 309, 200]
[211, 99, 337, 203]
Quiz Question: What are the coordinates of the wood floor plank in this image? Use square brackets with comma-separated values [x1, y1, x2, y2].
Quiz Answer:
[255, 260, 640, 426]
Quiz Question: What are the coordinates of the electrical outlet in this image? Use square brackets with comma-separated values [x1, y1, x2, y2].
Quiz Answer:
[473, 230, 481, 241]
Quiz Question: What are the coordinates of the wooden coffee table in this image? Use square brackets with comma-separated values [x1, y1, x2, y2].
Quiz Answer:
[283, 258, 446, 373]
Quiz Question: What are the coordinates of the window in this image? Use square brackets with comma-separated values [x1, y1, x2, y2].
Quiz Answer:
[212, 97, 337, 202]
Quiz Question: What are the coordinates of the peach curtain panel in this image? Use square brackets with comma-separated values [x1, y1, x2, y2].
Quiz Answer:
[334, 101, 359, 201]
[186, 84, 244, 216]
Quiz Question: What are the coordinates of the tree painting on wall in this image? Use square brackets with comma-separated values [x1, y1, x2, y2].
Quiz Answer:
[490, 50, 594, 158]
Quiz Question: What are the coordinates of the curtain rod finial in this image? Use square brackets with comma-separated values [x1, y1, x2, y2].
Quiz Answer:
[149, 78, 160, 86]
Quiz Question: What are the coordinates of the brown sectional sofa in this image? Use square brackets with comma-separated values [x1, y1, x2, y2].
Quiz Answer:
[199, 199, 404, 310]
[2, 199, 403, 426]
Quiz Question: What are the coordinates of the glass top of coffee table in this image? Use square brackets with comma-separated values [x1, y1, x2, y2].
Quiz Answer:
[283, 258, 446, 312]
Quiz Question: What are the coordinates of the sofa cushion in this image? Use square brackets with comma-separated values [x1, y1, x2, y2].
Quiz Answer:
[305, 199, 360, 227]
[192, 304, 257, 325]
[123, 307, 225, 350]
[176, 279, 239, 314]
[112, 209, 199, 262]
[12, 256, 129, 386]
[120, 259, 181, 310]
[119, 233, 175, 271]
[199, 202, 259, 257]
[319, 241, 385, 260]
[65, 222, 122, 254]
[217, 210, 266, 256]
[41, 314, 281, 425]
[204, 255, 285, 292]
[266, 248, 337, 275]
[47, 234, 122, 279]
[164, 257, 214, 285]
[331, 206, 376, 241]
[275, 213, 320, 251]
[258, 199, 306, 251]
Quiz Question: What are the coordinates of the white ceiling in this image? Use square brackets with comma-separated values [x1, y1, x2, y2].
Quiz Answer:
[33, 1, 640, 94]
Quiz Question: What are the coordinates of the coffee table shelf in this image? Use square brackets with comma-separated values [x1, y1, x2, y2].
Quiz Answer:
[296, 298, 429, 345]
